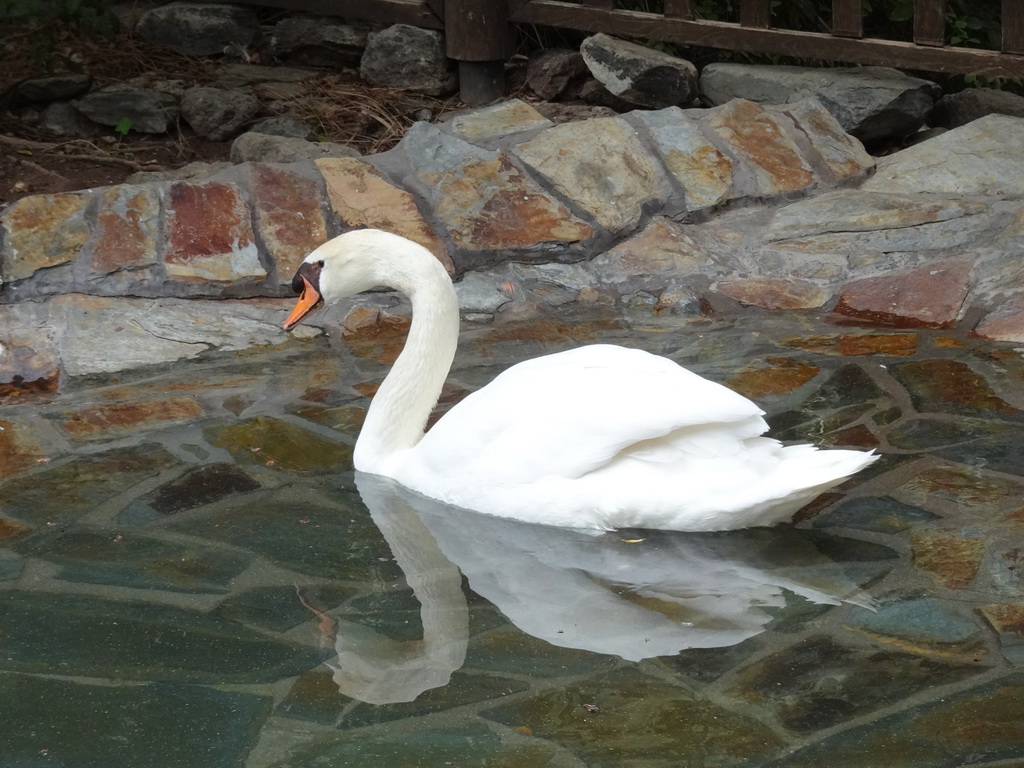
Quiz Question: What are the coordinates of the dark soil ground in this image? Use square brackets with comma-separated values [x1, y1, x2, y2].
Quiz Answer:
[0, 22, 466, 208]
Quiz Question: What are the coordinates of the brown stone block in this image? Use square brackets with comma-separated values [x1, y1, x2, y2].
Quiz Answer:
[912, 529, 986, 589]
[317, 157, 452, 272]
[249, 164, 328, 284]
[86, 184, 161, 275]
[707, 100, 815, 196]
[717, 278, 828, 310]
[0, 193, 89, 283]
[833, 259, 972, 329]
[60, 398, 205, 439]
[164, 180, 266, 283]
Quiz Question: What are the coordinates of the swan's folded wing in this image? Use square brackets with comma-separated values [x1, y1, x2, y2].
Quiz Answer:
[412, 345, 767, 485]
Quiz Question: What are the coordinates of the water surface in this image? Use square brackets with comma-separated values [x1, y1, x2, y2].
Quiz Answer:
[2, 310, 1023, 767]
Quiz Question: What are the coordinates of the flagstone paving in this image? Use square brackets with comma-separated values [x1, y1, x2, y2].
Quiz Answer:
[1, 308, 1023, 766]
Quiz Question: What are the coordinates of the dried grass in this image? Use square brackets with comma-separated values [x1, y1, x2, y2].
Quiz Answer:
[269, 76, 462, 155]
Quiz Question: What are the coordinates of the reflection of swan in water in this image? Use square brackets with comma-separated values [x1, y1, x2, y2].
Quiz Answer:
[326, 473, 886, 702]
[324, 475, 468, 705]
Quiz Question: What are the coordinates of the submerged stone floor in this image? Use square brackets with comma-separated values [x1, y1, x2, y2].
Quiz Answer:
[2, 307, 1024, 767]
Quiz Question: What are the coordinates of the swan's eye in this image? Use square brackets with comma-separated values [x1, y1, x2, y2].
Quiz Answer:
[317, 260, 325, 269]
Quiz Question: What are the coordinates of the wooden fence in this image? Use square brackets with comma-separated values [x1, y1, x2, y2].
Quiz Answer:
[242, 0, 1024, 103]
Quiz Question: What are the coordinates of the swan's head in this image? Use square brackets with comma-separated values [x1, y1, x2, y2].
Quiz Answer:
[283, 229, 398, 331]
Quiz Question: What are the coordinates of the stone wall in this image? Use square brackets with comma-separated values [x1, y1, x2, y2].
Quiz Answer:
[3, 97, 1024, 394]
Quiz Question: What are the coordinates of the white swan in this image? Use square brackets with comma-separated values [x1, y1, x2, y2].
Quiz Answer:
[284, 228, 877, 532]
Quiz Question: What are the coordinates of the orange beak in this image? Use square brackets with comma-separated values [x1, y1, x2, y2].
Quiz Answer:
[283, 276, 324, 331]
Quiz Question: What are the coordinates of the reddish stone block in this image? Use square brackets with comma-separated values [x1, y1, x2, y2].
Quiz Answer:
[86, 184, 161, 275]
[834, 259, 972, 329]
[60, 398, 205, 439]
[725, 357, 820, 399]
[249, 164, 328, 285]
[707, 100, 815, 196]
[164, 181, 266, 283]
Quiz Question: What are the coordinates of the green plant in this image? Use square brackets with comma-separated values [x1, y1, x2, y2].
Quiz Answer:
[114, 117, 132, 138]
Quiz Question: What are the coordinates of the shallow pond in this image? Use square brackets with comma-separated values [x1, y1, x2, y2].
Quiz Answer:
[2, 309, 1024, 767]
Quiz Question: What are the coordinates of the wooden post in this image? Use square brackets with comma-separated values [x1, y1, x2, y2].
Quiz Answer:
[913, 0, 945, 47]
[740, 0, 771, 29]
[1004, 0, 1024, 55]
[445, 0, 509, 105]
[832, 0, 863, 38]
[664, 0, 693, 20]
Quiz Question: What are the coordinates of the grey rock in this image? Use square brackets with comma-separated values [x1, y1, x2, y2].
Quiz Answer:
[767, 190, 988, 241]
[445, 99, 552, 142]
[360, 24, 456, 96]
[863, 114, 1024, 196]
[390, 121, 593, 266]
[135, 2, 260, 56]
[132, 77, 188, 98]
[50, 295, 318, 377]
[514, 116, 673, 231]
[512, 262, 594, 294]
[929, 87, 1024, 129]
[454, 271, 513, 314]
[700, 63, 940, 145]
[15, 74, 92, 104]
[74, 85, 180, 133]
[40, 102, 97, 137]
[180, 86, 260, 141]
[229, 131, 360, 163]
[527, 49, 588, 100]
[633, 107, 735, 212]
[270, 14, 375, 67]
[249, 116, 315, 140]
[580, 32, 698, 109]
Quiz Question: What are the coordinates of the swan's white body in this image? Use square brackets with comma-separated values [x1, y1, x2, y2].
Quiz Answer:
[286, 229, 877, 532]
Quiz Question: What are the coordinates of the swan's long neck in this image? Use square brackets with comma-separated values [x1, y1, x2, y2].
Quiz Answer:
[353, 250, 461, 475]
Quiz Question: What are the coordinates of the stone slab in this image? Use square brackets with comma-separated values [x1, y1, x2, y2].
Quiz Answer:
[164, 180, 266, 283]
[399, 122, 594, 255]
[0, 192, 89, 283]
[864, 114, 1024, 196]
[249, 163, 328, 285]
[633, 107, 734, 211]
[717, 278, 828, 310]
[84, 184, 162, 276]
[446, 99, 552, 141]
[316, 156, 452, 272]
[51, 295, 313, 376]
[705, 99, 815, 196]
[833, 259, 973, 328]
[779, 98, 874, 181]
[514, 116, 673, 231]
